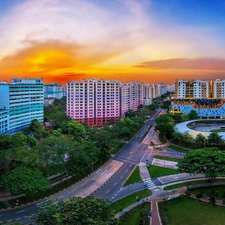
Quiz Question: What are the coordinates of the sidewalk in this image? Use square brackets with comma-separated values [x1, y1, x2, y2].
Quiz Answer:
[139, 162, 151, 180]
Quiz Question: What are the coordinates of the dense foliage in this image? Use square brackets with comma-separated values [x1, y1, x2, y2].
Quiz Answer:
[33, 197, 118, 225]
[177, 147, 225, 180]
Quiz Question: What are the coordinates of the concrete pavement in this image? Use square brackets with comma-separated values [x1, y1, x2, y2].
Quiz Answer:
[139, 162, 151, 180]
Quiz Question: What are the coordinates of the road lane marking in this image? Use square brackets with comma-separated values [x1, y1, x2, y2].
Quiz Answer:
[130, 165, 132, 167]
[16, 210, 25, 213]
[36, 200, 49, 206]
[125, 170, 128, 172]
[68, 188, 77, 194]
[95, 168, 102, 174]
[120, 176, 123, 179]
[24, 216, 28, 218]
[114, 182, 117, 186]
[106, 190, 110, 194]
[16, 218, 21, 220]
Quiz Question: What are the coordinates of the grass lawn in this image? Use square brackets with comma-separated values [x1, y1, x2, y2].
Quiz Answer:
[109, 189, 151, 214]
[159, 196, 225, 225]
[167, 144, 191, 153]
[119, 208, 143, 225]
[148, 165, 178, 179]
[164, 183, 187, 190]
[164, 179, 225, 191]
[191, 185, 225, 199]
[123, 166, 142, 186]
[154, 155, 182, 163]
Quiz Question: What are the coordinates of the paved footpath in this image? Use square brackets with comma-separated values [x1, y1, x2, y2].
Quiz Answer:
[150, 198, 162, 225]
[139, 162, 151, 180]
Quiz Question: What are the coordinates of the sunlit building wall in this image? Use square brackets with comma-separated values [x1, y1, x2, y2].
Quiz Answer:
[67, 79, 121, 126]
[121, 82, 144, 117]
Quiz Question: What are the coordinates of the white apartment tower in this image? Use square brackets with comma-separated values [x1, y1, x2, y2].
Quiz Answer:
[175, 79, 225, 99]
[67, 79, 121, 126]
[121, 82, 144, 117]
[143, 84, 153, 105]
[213, 79, 225, 99]
[193, 80, 209, 99]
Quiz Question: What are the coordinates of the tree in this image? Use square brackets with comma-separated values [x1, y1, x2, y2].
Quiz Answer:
[53, 128, 62, 137]
[0, 134, 11, 149]
[11, 132, 27, 148]
[195, 133, 206, 148]
[187, 110, 198, 120]
[33, 197, 118, 225]
[161, 100, 171, 112]
[77, 141, 100, 170]
[44, 97, 71, 129]
[29, 119, 45, 140]
[67, 120, 85, 140]
[172, 131, 184, 146]
[66, 150, 92, 177]
[207, 131, 223, 146]
[27, 136, 38, 148]
[37, 136, 77, 175]
[156, 114, 173, 125]
[125, 109, 136, 118]
[172, 114, 183, 123]
[155, 123, 174, 138]
[182, 131, 194, 143]
[8, 147, 40, 169]
[177, 148, 225, 181]
[1, 167, 50, 195]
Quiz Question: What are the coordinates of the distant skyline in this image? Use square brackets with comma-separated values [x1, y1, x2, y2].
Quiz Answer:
[0, 0, 225, 85]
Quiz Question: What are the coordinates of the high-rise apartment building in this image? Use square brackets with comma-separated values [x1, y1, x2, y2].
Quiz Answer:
[213, 79, 225, 99]
[0, 78, 44, 134]
[143, 84, 153, 105]
[0, 110, 9, 134]
[120, 82, 144, 117]
[67, 79, 121, 126]
[175, 79, 210, 99]
[44, 83, 64, 99]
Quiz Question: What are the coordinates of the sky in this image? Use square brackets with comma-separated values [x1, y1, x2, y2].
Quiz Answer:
[0, 0, 225, 85]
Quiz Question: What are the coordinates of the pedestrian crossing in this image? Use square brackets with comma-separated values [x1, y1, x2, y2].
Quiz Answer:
[144, 179, 155, 188]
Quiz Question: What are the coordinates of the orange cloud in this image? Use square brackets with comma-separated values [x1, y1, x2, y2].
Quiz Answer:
[0, 39, 128, 83]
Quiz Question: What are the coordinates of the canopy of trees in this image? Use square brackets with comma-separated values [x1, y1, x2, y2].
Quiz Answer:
[1, 167, 50, 195]
[33, 197, 118, 225]
[177, 147, 225, 181]
[155, 114, 174, 138]
[187, 110, 198, 120]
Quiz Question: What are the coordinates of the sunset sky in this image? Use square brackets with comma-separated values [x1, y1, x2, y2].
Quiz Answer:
[0, 0, 225, 85]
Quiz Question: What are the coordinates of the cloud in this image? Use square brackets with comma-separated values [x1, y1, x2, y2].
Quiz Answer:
[0, 0, 225, 84]
[135, 58, 225, 71]
[0, 0, 149, 59]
